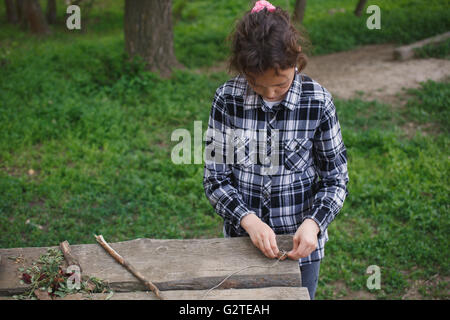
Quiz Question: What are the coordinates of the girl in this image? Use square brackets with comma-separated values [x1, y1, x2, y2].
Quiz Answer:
[203, 1, 349, 300]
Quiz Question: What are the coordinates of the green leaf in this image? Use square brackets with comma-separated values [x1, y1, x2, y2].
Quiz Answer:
[105, 291, 114, 300]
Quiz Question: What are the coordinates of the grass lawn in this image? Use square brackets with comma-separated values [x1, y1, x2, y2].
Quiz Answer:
[0, 0, 448, 299]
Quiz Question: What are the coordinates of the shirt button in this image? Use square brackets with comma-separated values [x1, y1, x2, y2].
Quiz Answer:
[263, 190, 270, 199]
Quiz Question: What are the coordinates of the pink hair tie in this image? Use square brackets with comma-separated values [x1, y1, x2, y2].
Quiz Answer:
[251, 0, 276, 13]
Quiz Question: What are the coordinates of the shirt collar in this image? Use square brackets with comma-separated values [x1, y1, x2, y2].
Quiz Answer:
[243, 67, 302, 111]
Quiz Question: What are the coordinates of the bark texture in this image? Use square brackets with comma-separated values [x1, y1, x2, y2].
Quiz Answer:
[124, 0, 184, 78]
[22, 0, 50, 34]
[354, 0, 368, 17]
[5, 0, 19, 24]
[293, 0, 307, 24]
[46, 0, 56, 24]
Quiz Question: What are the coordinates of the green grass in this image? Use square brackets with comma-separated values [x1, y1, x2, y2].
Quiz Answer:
[401, 79, 450, 134]
[0, 0, 449, 300]
[0, 36, 226, 244]
[302, 0, 450, 55]
[316, 82, 450, 299]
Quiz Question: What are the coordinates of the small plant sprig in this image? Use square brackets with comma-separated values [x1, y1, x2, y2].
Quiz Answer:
[13, 248, 113, 300]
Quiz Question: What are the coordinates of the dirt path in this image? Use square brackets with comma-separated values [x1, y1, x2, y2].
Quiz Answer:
[199, 43, 450, 106]
[303, 43, 450, 106]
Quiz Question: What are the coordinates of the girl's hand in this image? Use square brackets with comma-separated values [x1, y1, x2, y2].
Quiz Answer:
[287, 219, 320, 260]
[241, 213, 279, 259]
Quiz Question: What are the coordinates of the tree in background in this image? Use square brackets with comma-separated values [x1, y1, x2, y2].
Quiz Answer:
[124, 0, 184, 79]
[19, 0, 50, 34]
[293, 0, 307, 24]
[5, 0, 92, 32]
[46, 0, 56, 24]
[5, 0, 50, 34]
[354, 0, 368, 17]
[5, 0, 18, 24]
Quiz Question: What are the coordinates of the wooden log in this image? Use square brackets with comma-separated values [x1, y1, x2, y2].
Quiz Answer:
[0, 287, 310, 300]
[394, 32, 450, 61]
[0, 236, 302, 297]
[92, 287, 311, 300]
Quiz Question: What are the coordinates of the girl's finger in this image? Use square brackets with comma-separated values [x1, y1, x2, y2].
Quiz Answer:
[290, 237, 309, 259]
[269, 233, 279, 257]
[287, 236, 300, 259]
[263, 237, 276, 258]
[257, 237, 266, 256]
[297, 240, 310, 258]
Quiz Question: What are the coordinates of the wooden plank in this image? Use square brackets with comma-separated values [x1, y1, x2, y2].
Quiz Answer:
[95, 287, 310, 300]
[0, 287, 310, 300]
[0, 235, 300, 296]
[393, 31, 450, 60]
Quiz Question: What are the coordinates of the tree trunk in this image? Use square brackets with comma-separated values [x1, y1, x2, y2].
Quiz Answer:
[46, 0, 56, 24]
[16, 0, 25, 24]
[5, 0, 19, 24]
[293, 0, 307, 24]
[124, 0, 184, 79]
[354, 0, 368, 17]
[22, 0, 50, 34]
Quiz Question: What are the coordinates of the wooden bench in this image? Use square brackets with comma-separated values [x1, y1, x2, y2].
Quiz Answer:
[0, 235, 310, 300]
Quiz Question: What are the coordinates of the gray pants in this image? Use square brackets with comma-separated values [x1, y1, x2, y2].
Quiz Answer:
[300, 261, 321, 300]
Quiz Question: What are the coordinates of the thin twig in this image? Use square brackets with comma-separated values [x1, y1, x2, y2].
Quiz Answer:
[94, 234, 163, 300]
[201, 250, 288, 300]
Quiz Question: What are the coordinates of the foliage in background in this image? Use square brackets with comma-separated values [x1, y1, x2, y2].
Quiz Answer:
[172, 0, 450, 66]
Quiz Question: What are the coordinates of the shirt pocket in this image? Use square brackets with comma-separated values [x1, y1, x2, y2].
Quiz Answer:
[284, 138, 312, 172]
[233, 135, 255, 168]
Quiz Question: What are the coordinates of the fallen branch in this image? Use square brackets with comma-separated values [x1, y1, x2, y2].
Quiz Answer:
[94, 234, 163, 300]
[59, 240, 82, 273]
[393, 31, 450, 60]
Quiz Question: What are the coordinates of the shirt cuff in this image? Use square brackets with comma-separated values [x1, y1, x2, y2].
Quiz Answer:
[303, 203, 335, 238]
[215, 195, 254, 231]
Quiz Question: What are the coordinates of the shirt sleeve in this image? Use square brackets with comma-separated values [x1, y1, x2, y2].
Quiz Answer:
[304, 96, 349, 237]
[203, 89, 253, 230]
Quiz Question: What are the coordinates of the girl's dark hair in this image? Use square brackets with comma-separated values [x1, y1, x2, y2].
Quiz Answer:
[226, 3, 311, 78]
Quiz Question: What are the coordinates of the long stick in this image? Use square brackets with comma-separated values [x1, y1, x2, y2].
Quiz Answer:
[94, 234, 163, 300]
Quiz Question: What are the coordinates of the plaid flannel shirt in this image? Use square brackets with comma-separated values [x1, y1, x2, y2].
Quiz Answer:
[203, 70, 349, 266]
